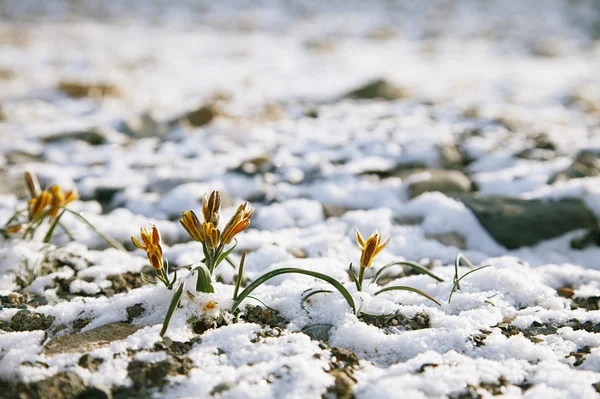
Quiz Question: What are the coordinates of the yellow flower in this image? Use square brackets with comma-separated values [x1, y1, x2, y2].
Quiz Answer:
[48, 185, 79, 220]
[202, 222, 220, 249]
[28, 191, 52, 221]
[356, 229, 390, 269]
[131, 225, 164, 270]
[220, 202, 254, 245]
[180, 210, 204, 242]
[202, 190, 221, 225]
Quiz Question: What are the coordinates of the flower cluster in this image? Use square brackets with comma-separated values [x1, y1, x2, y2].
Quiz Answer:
[179, 191, 254, 272]
[2, 172, 79, 240]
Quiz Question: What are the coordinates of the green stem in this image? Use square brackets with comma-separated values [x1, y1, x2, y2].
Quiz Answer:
[231, 268, 356, 313]
[43, 210, 66, 243]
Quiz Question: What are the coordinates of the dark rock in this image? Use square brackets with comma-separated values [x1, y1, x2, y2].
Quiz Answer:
[44, 323, 140, 355]
[572, 297, 600, 311]
[184, 104, 215, 127]
[106, 272, 146, 294]
[550, 150, 600, 183]
[78, 354, 104, 371]
[361, 311, 430, 331]
[571, 227, 600, 249]
[9, 310, 54, 332]
[408, 170, 473, 198]
[241, 305, 287, 329]
[119, 112, 169, 138]
[42, 130, 106, 146]
[302, 324, 333, 342]
[113, 357, 193, 398]
[344, 78, 410, 101]
[210, 382, 236, 396]
[438, 143, 471, 169]
[455, 194, 597, 249]
[0, 372, 88, 399]
[126, 304, 144, 321]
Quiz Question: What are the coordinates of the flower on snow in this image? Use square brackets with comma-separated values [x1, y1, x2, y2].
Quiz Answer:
[131, 224, 164, 270]
[356, 229, 390, 269]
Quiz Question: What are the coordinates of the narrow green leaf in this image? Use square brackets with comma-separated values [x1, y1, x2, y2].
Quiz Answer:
[215, 240, 237, 268]
[348, 263, 360, 291]
[194, 262, 214, 293]
[160, 281, 184, 337]
[300, 289, 333, 312]
[232, 251, 246, 300]
[63, 208, 126, 251]
[372, 261, 444, 285]
[448, 265, 490, 304]
[374, 285, 441, 306]
[42, 210, 65, 243]
[231, 268, 356, 313]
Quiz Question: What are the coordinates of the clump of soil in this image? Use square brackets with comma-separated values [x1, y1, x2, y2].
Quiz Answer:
[9, 309, 54, 332]
[322, 347, 361, 399]
[360, 311, 430, 331]
[239, 305, 288, 329]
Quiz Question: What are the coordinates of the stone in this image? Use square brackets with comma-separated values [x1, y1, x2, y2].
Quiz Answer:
[438, 143, 470, 169]
[557, 287, 575, 299]
[58, 81, 121, 98]
[42, 130, 106, 146]
[344, 78, 410, 101]
[44, 322, 140, 355]
[408, 170, 473, 199]
[0, 372, 89, 399]
[426, 232, 467, 249]
[322, 204, 350, 218]
[184, 104, 215, 127]
[455, 194, 598, 249]
[119, 112, 169, 138]
[302, 324, 333, 342]
[9, 310, 54, 332]
[550, 149, 600, 183]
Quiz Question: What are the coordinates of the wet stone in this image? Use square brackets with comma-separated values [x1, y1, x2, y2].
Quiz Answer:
[58, 81, 121, 98]
[302, 324, 334, 342]
[126, 303, 145, 321]
[455, 194, 597, 249]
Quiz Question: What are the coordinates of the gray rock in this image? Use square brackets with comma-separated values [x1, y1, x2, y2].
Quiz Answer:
[344, 79, 410, 101]
[44, 322, 140, 355]
[0, 372, 89, 399]
[455, 194, 598, 249]
[550, 149, 600, 183]
[426, 232, 467, 249]
[10, 310, 54, 332]
[302, 324, 333, 342]
[119, 112, 170, 138]
[322, 204, 350, 218]
[438, 143, 470, 169]
[408, 170, 473, 199]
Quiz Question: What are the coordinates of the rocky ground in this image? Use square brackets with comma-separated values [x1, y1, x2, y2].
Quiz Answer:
[1, 1, 600, 398]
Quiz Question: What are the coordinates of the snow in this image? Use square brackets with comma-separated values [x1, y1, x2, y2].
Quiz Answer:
[1, 0, 600, 398]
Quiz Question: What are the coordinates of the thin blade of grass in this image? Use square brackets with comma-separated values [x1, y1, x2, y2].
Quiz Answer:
[231, 268, 355, 313]
[448, 265, 491, 303]
[232, 251, 246, 300]
[372, 261, 444, 285]
[63, 208, 126, 251]
[160, 281, 184, 337]
[348, 263, 360, 291]
[374, 285, 441, 306]
[215, 240, 237, 268]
